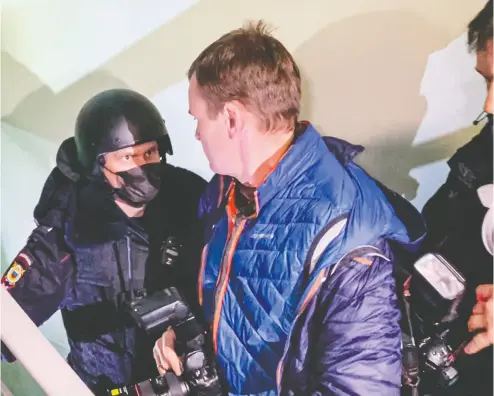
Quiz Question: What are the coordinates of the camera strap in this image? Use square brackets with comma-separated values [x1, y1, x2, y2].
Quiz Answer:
[402, 276, 420, 396]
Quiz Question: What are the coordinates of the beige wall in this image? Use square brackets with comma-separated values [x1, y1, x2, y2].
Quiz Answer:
[2, 0, 487, 198]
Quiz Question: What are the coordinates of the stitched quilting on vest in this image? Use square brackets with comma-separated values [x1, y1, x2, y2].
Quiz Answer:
[201, 195, 341, 394]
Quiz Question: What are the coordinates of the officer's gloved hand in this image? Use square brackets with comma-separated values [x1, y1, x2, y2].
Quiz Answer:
[153, 328, 183, 376]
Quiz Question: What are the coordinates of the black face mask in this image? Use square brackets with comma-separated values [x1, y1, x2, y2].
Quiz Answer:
[108, 163, 162, 208]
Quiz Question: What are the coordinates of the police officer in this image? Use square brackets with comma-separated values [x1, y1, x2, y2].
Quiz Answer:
[1, 89, 207, 395]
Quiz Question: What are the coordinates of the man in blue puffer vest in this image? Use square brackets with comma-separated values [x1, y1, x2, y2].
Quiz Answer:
[154, 21, 426, 395]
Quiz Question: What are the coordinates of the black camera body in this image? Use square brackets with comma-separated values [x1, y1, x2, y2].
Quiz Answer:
[401, 253, 473, 393]
[107, 237, 223, 396]
[127, 287, 190, 334]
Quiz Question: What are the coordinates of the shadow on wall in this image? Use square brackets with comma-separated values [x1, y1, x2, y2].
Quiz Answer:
[296, 9, 475, 200]
[2, 7, 482, 200]
[1, 51, 130, 144]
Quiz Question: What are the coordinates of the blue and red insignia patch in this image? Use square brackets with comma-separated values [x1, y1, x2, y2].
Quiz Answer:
[1, 252, 32, 289]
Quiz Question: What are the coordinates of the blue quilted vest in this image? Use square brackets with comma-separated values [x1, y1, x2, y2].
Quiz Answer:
[198, 124, 414, 395]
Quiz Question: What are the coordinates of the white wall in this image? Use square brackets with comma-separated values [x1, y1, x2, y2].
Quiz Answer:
[410, 34, 486, 210]
[1, 1, 199, 93]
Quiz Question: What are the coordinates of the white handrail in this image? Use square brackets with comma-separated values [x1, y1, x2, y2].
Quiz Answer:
[1, 286, 94, 396]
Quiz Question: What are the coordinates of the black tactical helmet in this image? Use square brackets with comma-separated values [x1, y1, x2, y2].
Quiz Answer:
[74, 89, 173, 176]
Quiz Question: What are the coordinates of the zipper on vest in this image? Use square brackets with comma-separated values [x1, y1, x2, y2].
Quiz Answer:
[197, 244, 209, 306]
[211, 216, 246, 353]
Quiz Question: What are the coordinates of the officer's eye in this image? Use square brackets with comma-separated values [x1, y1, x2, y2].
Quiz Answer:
[144, 147, 158, 159]
[123, 154, 132, 161]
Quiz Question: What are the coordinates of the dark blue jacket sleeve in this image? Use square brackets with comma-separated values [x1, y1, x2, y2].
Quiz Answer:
[1, 225, 74, 362]
[198, 174, 225, 220]
[308, 242, 401, 395]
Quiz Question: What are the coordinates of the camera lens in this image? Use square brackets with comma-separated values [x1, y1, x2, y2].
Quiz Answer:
[160, 373, 189, 396]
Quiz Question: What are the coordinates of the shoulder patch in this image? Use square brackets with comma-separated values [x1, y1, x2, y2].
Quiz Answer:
[1, 252, 33, 289]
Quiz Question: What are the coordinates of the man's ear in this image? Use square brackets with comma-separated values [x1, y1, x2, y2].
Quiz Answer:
[487, 39, 493, 56]
[224, 101, 245, 139]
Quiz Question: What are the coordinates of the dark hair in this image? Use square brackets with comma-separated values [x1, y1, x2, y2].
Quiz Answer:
[468, 0, 493, 52]
[188, 20, 301, 131]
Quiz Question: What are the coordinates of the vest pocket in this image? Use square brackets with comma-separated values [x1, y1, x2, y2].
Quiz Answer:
[75, 247, 116, 286]
[71, 245, 119, 304]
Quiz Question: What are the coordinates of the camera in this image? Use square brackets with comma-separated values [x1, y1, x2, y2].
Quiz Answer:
[107, 237, 223, 396]
[401, 253, 474, 393]
[107, 287, 222, 396]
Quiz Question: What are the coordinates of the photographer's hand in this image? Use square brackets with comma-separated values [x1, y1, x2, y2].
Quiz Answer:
[153, 328, 183, 376]
[465, 284, 493, 354]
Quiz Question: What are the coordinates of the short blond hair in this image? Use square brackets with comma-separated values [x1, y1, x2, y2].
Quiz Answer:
[188, 20, 301, 131]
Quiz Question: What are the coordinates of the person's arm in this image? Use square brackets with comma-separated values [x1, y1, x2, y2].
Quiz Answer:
[420, 135, 489, 252]
[1, 224, 74, 362]
[465, 284, 493, 354]
[172, 168, 208, 318]
[421, 171, 475, 250]
[306, 242, 402, 395]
